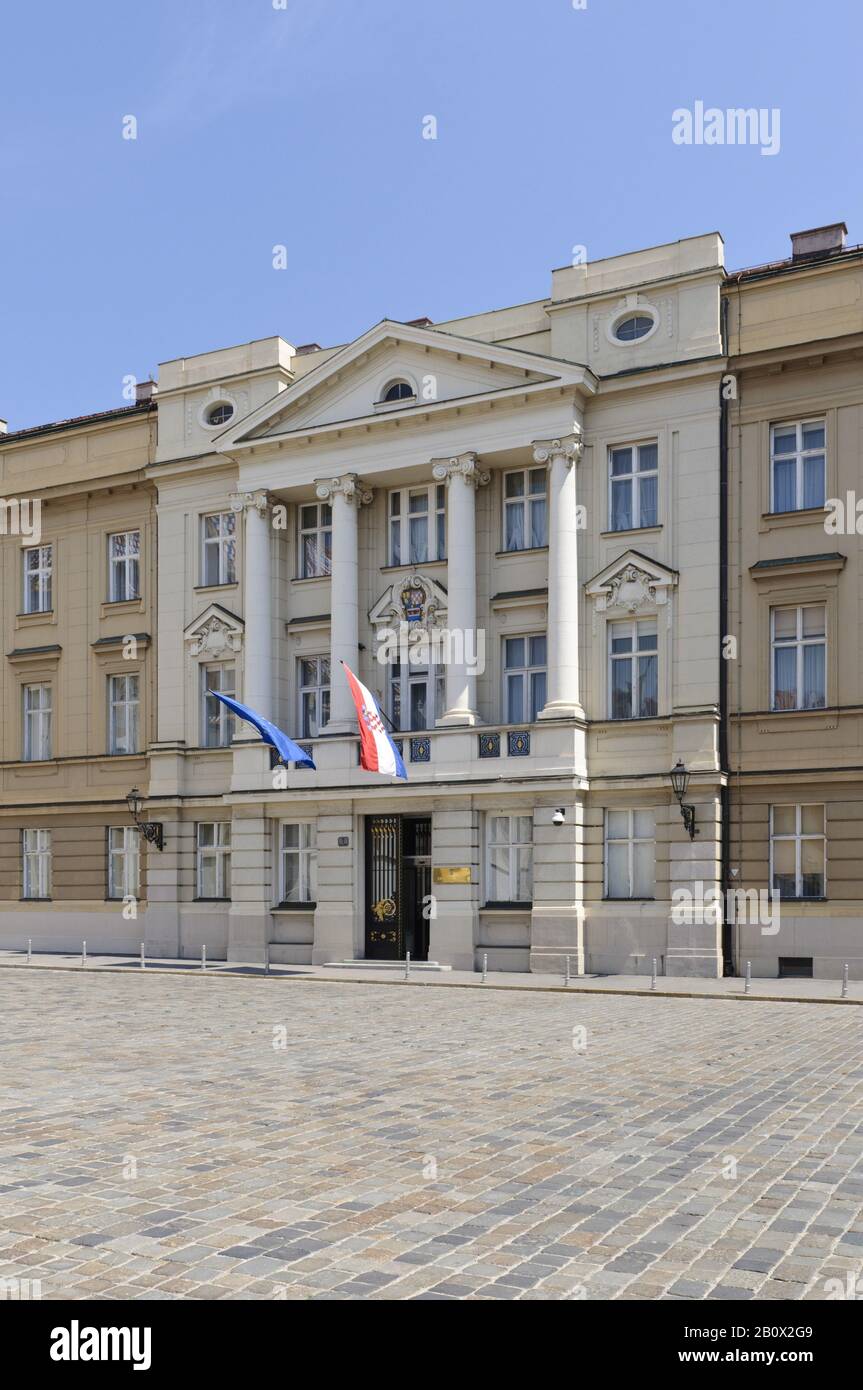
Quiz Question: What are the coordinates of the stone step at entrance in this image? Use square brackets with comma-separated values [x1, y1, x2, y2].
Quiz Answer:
[324, 959, 452, 972]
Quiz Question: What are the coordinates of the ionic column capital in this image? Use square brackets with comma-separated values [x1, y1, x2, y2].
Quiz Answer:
[532, 430, 584, 468]
[229, 488, 270, 518]
[314, 473, 373, 506]
[431, 452, 490, 488]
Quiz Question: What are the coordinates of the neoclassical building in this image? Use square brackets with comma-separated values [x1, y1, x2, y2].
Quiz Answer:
[2, 233, 731, 975]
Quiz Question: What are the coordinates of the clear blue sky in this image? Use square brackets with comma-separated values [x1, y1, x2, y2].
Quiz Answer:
[0, 0, 858, 431]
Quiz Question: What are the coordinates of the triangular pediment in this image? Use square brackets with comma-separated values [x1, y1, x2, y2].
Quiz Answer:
[184, 603, 244, 658]
[586, 550, 678, 613]
[215, 319, 593, 450]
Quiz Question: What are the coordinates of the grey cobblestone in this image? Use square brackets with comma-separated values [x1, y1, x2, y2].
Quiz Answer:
[1, 971, 861, 1301]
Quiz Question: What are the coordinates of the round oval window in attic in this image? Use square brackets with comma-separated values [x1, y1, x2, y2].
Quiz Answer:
[205, 401, 234, 427]
[612, 313, 655, 343]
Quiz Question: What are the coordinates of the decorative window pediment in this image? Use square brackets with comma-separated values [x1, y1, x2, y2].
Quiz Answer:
[586, 550, 678, 613]
[184, 604, 245, 659]
[369, 572, 448, 634]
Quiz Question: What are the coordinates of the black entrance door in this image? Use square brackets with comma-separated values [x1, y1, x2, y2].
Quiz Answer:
[402, 816, 431, 963]
[364, 815, 432, 961]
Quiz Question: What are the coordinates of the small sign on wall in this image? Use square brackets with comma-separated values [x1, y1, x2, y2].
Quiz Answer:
[337, 836, 350, 848]
[433, 866, 471, 885]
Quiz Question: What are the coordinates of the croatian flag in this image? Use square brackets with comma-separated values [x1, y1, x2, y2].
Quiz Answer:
[341, 661, 407, 780]
[208, 690, 315, 769]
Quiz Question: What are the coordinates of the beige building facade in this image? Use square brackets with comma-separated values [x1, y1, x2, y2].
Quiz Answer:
[0, 400, 157, 950]
[7, 224, 857, 979]
[725, 222, 863, 979]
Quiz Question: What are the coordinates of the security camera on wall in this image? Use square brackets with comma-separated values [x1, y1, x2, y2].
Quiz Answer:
[552, 808, 566, 827]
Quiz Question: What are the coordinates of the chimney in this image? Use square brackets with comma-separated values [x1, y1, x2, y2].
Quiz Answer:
[790, 222, 847, 261]
[135, 379, 158, 404]
[405, 316, 433, 327]
[0, 419, 7, 435]
[295, 343, 322, 355]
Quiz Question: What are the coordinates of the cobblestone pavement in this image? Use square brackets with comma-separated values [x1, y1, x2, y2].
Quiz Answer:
[2, 971, 861, 1301]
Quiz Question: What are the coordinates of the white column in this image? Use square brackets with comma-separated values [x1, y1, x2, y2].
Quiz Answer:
[230, 490, 272, 718]
[316, 474, 373, 735]
[432, 452, 488, 726]
[534, 433, 585, 721]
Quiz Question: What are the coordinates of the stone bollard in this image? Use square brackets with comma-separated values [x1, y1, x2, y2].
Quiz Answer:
[565, 955, 571, 987]
[140, 942, 146, 970]
[27, 938, 32, 965]
[650, 957, 657, 990]
[202, 944, 207, 972]
[842, 962, 849, 999]
[482, 952, 488, 983]
[81, 940, 86, 967]
[404, 950, 411, 982]
[745, 960, 751, 994]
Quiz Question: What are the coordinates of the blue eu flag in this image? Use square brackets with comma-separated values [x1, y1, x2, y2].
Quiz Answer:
[208, 691, 316, 769]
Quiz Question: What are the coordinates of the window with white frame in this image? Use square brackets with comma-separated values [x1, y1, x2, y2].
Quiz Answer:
[771, 605, 826, 710]
[108, 530, 141, 601]
[107, 826, 140, 899]
[485, 814, 533, 904]
[389, 658, 444, 731]
[196, 823, 232, 899]
[279, 822, 317, 904]
[23, 545, 52, 613]
[605, 809, 655, 898]
[23, 683, 52, 760]
[770, 805, 826, 899]
[388, 485, 446, 565]
[299, 501, 332, 578]
[22, 829, 51, 899]
[609, 442, 658, 531]
[108, 673, 140, 754]
[770, 420, 826, 513]
[201, 512, 236, 586]
[201, 664, 236, 747]
[503, 468, 547, 551]
[503, 634, 547, 723]
[298, 656, 330, 738]
[609, 620, 658, 719]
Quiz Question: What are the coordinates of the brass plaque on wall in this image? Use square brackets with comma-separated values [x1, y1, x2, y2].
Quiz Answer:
[433, 866, 471, 885]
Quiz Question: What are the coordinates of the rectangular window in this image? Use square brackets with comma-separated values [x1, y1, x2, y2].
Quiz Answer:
[503, 634, 547, 723]
[389, 485, 446, 565]
[201, 665, 236, 747]
[485, 814, 533, 904]
[609, 442, 658, 531]
[770, 805, 826, 899]
[503, 468, 547, 552]
[279, 822, 317, 904]
[22, 829, 51, 899]
[201, 512, 236, 586]
[196, 823, 232, 899]
[23, 545, 52, 613]
[298, 656, 330, 738]
[299, 502, 332, 578]
[108, 673, 140, 754]
[108, 530, 141, 601]
[389, 660, 445, 732]
[605, 809, 655, 898]
[108, 826, 140, 899]
[771, 605, 826, 710]
[770, 420, 826, 513]
[609, 620, 658, 719]
[23, 683, 52, 760]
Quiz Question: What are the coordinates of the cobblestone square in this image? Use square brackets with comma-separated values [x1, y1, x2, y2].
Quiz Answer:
[1, 970, 861, 1301]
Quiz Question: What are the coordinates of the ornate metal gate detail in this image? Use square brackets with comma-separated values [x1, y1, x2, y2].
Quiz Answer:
[365, 815, 402, 958]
